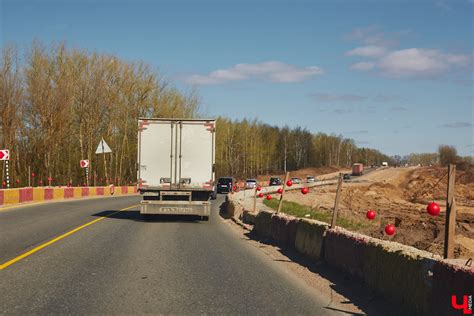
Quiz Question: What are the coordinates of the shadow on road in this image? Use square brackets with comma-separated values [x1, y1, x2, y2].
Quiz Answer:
[92, 210, 204, 223]
[243, 230, 415, 316]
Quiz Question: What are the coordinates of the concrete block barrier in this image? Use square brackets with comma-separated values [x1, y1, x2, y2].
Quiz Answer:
[64, 187, 74, 198]
[431, 261, 474, 316]
[19, 188, 33, 203]
[365, 237, 436, 314]
[225, 197, 472, 315]
[44, 188, 54, 200]
[33, 188, 44, 201]
[254, 210, 273, 238]
[4, 189, 19, 205]
[287, 216, 298, 246]
[294, 218, 329, 260]
[242, 210, 257, 225]
[271, 213, 290, 244]
[325, 228, 437, 314]
[226, 196, 236, 218]
[0, 186, 138, 208]
[324, 229, 368, 279]
[271, 213, 299, 245]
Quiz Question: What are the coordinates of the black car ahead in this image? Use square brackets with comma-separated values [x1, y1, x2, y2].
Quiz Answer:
[216, 177, 235, 193]
[269, 177, 282, 186]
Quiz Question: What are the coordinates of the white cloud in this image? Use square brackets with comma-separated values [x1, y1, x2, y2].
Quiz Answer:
[350, 62, 375, 71]
[349, 47, 471, 78]
[346, 45, 388, 57]
[310, 93, 367, 102]
[378, 48, 470, 78]
[345, 25, 398, 47]
[183, 61, 323, 85]
[442, 122, 472, 128]
[346, 26, 471, 79]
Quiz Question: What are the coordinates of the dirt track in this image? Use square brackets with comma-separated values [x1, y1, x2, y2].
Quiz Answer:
[281, 166, 474, 259]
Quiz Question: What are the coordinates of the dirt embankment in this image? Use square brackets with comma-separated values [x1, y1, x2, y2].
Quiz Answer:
[283, 166, 474, 259]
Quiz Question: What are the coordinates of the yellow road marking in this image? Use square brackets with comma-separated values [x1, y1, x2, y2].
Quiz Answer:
[0, 204, 138, 270]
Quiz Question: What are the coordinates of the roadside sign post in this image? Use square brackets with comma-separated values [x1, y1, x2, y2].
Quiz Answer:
[330, 173, 344, 228]
[0, 150, 10, 188]
[80, 160, 90, 186]
[277, 172, 290, 214]
[86, 167, 89, 186]
[444, 164, 457, 259]
[95, 138, 112, 186]
[5, 160, 10, 188]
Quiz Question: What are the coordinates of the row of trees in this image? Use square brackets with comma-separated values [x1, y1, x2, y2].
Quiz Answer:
[1, 43, 198, 186]
[215, 117, 393, 178]
[392, 145, 473, 170]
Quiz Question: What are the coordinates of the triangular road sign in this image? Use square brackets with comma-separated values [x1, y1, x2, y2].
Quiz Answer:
[95, 138, 112, 154]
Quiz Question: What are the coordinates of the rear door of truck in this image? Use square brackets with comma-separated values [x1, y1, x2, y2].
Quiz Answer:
[138, 119, 173, 190]
[177, 120, 215, 190]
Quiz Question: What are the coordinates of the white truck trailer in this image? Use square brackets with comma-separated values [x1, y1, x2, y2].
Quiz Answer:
[137, 118, 216, 220]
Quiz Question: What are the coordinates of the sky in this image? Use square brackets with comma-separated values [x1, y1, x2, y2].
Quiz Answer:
[1, 0, 473, 156]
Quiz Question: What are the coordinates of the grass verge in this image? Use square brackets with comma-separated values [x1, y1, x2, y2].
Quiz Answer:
[263, 199, 367, 230]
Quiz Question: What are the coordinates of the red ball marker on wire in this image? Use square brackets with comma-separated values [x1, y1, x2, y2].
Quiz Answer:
[427, 202, 440, 216]
[385, 224, 395, 236]
[366, 210, 376, 220]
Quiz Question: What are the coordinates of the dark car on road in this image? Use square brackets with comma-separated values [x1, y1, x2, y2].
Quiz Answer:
[343, 173, 351, 180]
[269, 177, 282, 186]
[216, 177, 235, 194]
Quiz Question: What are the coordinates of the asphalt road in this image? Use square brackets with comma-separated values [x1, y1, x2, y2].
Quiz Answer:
[0, 195, 344, 314]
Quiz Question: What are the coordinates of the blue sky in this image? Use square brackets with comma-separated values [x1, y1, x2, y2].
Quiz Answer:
[1, 0, 473, 156]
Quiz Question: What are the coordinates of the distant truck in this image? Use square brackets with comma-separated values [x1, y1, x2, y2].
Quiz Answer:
[382, 162, 388, 167]
[352, 163, 364, 176]
[137, 118, 216, 221]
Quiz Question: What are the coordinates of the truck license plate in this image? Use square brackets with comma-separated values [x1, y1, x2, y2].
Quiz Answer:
[160, 207, 192, 213]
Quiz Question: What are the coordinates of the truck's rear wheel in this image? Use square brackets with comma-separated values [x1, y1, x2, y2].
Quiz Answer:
[201, 216, 209, 221]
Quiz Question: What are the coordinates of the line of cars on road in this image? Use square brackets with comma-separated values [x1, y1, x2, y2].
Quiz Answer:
[215, 175, 317, 194]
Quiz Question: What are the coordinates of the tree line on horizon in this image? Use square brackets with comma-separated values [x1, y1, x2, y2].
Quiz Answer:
[215, 117, 393, 178]
[0, 43, 468, 186]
